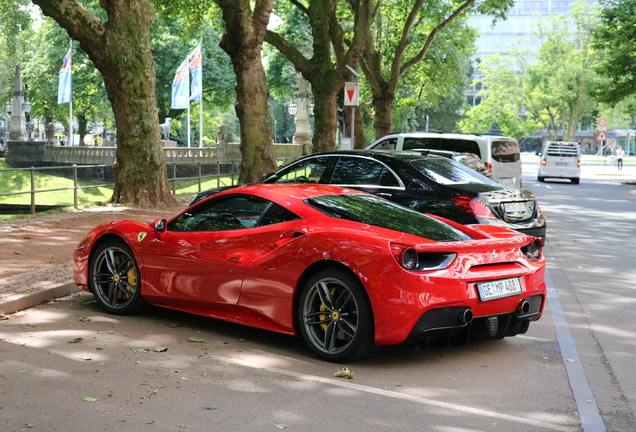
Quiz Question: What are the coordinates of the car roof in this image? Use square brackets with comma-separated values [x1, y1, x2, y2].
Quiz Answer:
[213, 182, 368, 201]
[300, 149, 448, 164]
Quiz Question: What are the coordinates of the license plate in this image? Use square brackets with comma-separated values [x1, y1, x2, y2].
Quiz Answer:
[503, 202, 526, 212]
[556, 162, 568, 166]
[477, 278, 522, 301]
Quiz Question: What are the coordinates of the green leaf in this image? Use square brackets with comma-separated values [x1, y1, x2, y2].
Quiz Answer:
[205, 406, 217, 410]
[189, 337, 206, 343]
[83, 397, 98, 402]
[69, 337, 83, 343]
[154, 347, 168, 352]
[79, 317, 91, 322]
[132, 348, 150, 354]
[274, 425, 287, 429]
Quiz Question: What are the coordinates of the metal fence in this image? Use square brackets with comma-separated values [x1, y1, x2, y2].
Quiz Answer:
[0, 156, 299, 215]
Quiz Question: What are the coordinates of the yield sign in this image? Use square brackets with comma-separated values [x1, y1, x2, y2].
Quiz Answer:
[344, 82, 359, 106]
[595, 131, 607, 141]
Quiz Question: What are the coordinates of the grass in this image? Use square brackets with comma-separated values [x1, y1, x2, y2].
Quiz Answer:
[0, 159, 238, 209]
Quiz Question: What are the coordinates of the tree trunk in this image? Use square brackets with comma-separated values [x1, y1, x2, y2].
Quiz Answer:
[312, 83, 339, 153]
[372, 89, 395, 139]
[216, 0, 278, 184]
[32, 0, 176, 207]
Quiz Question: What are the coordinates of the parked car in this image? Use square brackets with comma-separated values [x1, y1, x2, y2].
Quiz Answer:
[408, 149, 493, 179]
[190, 150, 546, 243]
[537, 141, 581, 184]
[367, 132, 522, 187]
[74, 183, 547, 362]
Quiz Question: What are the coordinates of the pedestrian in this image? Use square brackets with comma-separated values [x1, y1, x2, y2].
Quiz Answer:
[616, 146, 625, 170]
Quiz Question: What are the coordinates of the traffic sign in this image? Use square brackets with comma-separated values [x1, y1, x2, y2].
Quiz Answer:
[598, 118, 607, 127]
[344, 82, 359, 106]
[595, 131, 607, 141]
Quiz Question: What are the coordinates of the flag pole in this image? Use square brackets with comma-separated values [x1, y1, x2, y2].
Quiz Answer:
[199, 38, 203, 147]
[69, 39, 73, 146]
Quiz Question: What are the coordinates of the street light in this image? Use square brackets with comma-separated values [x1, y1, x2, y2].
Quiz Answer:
[288, 103, 297, 117]
[22, 98, 31, 114]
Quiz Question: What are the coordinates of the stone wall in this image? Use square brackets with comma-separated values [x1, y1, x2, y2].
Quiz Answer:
[5, 141, 303, 168]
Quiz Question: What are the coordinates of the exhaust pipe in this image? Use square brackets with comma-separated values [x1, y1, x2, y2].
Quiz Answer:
[458, 308, 473, 325]
[516, 300, 530, 316]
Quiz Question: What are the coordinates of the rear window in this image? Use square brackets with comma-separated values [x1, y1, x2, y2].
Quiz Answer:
[491, 140, 520, 163]
[409, 157, 497, 186]
[307, 194, 471, 242]
[546, 144, 579, 157]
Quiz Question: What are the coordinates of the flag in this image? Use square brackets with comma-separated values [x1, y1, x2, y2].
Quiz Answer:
[171, 57, 190, 109]
[189, 43, 203, 101]
[58, 46, 72, 104]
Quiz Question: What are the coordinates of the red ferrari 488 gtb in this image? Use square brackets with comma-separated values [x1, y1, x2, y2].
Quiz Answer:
[74, 184, 546, 362]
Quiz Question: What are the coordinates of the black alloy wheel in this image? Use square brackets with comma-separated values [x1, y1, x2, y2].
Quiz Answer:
[298, 268, 379, 362]
[89, 239, 145, 315]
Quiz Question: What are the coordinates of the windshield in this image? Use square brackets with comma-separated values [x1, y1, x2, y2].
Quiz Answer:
[410, 157, 498, 186]
[306, 194, 472, 242]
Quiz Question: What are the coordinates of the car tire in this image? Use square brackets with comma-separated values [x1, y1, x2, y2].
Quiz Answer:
[537, 176, 545, 182]
[571, 178, 580, 185]
[89, 239, 146, 315]
[298, 268, 379, 362]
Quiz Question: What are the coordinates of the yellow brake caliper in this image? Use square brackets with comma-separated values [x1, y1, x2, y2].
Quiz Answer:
[124, 262, 137, 298]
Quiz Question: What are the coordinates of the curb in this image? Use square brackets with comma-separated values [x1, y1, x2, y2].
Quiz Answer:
[0, 281, 80, 315]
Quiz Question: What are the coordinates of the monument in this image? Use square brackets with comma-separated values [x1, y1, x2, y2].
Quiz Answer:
[8, 66, 28, 141]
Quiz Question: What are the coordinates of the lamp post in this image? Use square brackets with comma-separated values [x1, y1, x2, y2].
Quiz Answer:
[23, 98, 32, 140]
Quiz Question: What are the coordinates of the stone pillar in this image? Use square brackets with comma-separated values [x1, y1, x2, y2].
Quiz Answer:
[9, 66, 27, 141]
[292, 77, 312, 155]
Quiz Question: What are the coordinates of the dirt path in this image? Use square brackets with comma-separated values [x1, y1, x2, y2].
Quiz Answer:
[0, 200, 188, 296]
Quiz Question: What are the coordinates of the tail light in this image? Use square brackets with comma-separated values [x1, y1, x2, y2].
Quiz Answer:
[390, 243, 418, 270]
[541, 159, 547, 166]
[451, 196, 497, 221]
[577, 160, 581, 168]
[485, 162, 493, 172]
[390, 243, 457, 271]
[521, 239, 543, 261]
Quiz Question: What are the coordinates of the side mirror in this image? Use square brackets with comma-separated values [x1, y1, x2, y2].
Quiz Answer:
[152, 219, 167, 233]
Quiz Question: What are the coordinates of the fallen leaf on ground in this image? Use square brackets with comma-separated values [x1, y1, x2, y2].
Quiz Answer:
[154, 347, 168, 352]
[69, 337, 83, 343]
[334, 367, 355, 379]
[83, 396, 98, 402]
[189, 337, 206, 343]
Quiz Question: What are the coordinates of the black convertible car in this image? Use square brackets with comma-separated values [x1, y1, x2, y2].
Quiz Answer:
[191, 150, 546, 242]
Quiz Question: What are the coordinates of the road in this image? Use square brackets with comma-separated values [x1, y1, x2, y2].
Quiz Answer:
[524, 161, 636, 432]
[0, 162, 634, 432]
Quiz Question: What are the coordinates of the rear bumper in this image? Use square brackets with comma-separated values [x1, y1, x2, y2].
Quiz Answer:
[403, 294, 544, 347]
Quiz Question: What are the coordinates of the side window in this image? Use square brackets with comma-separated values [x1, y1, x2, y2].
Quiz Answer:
[258, 204, 300, 226]
[491, 140, 520, 162]
[373, 138, 397, 150]
[330, 157, 399, 187]
[403, 137, 439, 150]
[439, 139, 481, 156]
[275, 156, 332, 183]
[170, 195, 271, 232]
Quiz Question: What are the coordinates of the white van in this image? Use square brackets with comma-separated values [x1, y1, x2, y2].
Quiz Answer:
[537, 141, 581, 184]
[366, 132, 522, 188]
